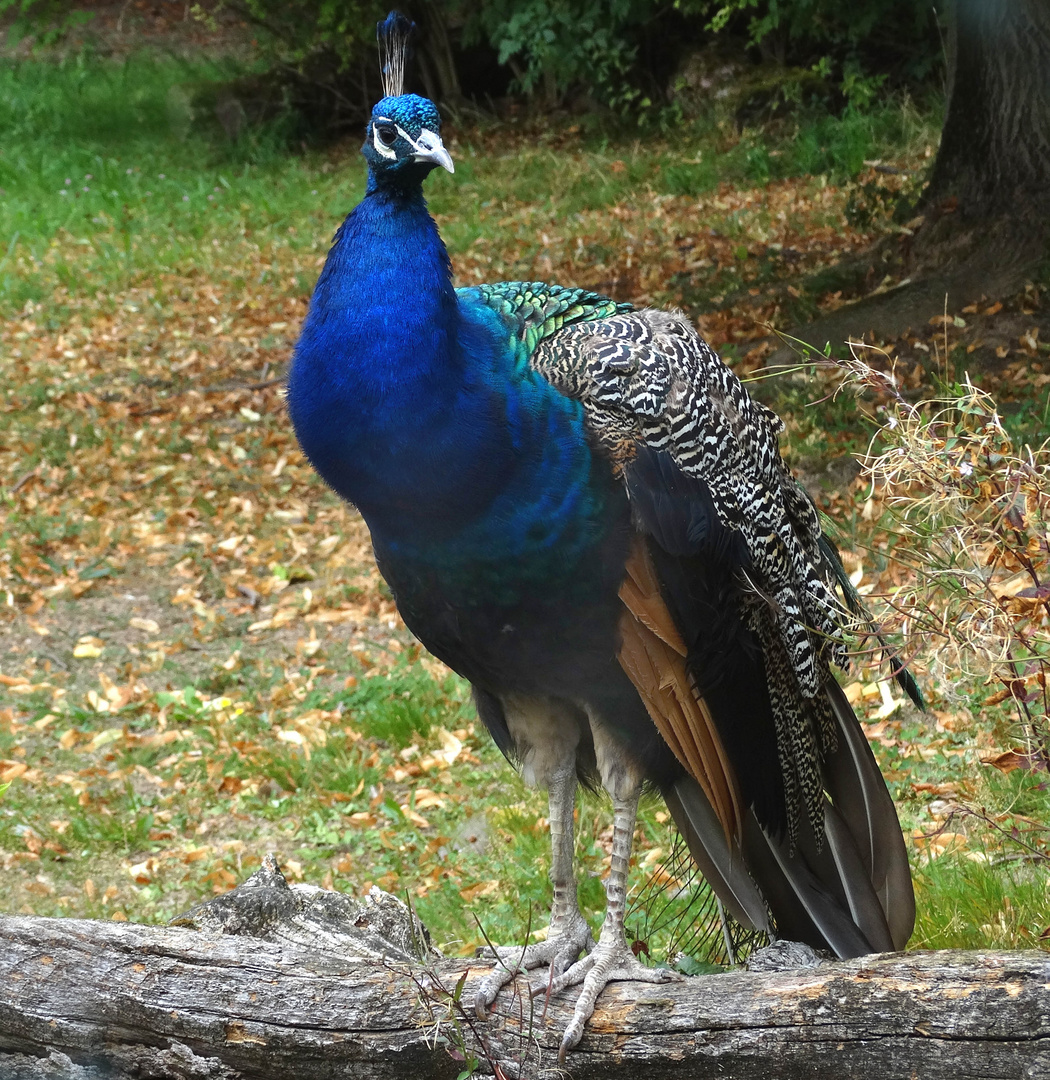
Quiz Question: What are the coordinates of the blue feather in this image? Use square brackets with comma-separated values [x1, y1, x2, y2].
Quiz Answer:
[288, 172, 615, 609]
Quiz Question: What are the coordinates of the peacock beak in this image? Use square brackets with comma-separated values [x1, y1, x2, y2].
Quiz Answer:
[413, 128, 454, 174]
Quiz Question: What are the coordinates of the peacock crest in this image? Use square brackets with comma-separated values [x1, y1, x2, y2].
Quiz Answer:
[377, 11, 414, 99]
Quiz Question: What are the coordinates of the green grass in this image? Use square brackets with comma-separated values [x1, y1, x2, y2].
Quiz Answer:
[0, 655, 696, 960]
[5, 51, 1044, 961]
[0, 52, 940, 320]
[914, 850, 1049, 950]
[0, 52, 350, 315]
[900, 736, 1050, 950]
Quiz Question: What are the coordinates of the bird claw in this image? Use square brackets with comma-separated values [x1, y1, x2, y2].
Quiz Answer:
[550, 944, 682, 1064]
[473, 913, 594, 1020]
[475, 934, 679, 1065]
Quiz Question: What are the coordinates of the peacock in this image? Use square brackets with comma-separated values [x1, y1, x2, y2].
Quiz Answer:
[287, 12, 917, 1062]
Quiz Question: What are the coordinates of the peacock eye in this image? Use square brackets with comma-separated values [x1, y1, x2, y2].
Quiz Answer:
[375, 123, 397, 147]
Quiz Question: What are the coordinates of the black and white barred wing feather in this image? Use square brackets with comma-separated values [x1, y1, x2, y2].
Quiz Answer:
[534, 310, 847, 676]
[532, 309, 852, 844]
[530, 307, 914, 953]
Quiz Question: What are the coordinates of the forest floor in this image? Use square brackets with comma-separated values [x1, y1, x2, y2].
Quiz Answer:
[1, 53, 1048, 962]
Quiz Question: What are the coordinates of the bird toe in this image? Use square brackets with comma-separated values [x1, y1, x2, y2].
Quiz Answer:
[547, 941, 682, 1061]
[473, 962, 515, 1019]
[474, 922, 594, 1019]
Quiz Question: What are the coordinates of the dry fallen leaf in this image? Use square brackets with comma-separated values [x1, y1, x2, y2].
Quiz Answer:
[0, 762, 29, 783]
[980, 749, 1048, 774]
[459, 880, 500, 902]
[73, 636, 105, 659]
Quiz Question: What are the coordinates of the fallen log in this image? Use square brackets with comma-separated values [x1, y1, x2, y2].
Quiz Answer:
[2, 856, 1048, 1079]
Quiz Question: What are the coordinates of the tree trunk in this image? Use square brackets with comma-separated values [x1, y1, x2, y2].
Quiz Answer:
[773, 0, 1050, 357]
[904, 0, 1050, 298]
[926, 0, 1050, 215]
[2, 857, 1049, 1080]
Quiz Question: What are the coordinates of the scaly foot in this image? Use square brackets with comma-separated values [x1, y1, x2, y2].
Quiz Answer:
[542, 940, 682, 1062]
[545, 783, 681, 1061]
[474, 908, 594, 1019]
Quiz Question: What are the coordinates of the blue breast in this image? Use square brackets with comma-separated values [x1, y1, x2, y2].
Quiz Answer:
[287, 185, 617, 608]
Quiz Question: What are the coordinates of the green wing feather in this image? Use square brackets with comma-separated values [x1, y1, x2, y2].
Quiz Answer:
[461, 281, 631, 357]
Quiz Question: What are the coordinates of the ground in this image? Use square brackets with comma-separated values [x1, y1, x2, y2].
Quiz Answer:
[1, 52, 1048, 960]
[1, 1, 249, 58]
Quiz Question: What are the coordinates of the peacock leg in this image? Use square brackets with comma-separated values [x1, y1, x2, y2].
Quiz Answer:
[474, 763, 594, 1018]
[541, 783, 681, 1063]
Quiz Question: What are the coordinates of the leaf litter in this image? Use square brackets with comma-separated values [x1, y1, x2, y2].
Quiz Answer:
[1, 125, 1048, 951]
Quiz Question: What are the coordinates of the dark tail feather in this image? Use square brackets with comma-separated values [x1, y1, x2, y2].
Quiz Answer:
[824, 679, 915, 949]
[664, 780, 771, 934]
[666, 778, 893, 957]
[818, 533, 925, 711]
[668, 678, 914, 958]
[736, 677, 914, 956]
[740, 811, 883, 957]
[736, 797, 897, 957]
[891, 662, 925, 714]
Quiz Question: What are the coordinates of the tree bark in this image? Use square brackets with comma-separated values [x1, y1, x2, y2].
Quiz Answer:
[902, 0, 1050, 303]
[926, 0, 1050, 214]
[2, 858, 1049, 1080]
[774, 0, 1050, 356]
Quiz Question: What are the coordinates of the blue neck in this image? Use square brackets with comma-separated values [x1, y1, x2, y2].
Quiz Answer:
[289, 169, 620, 597]
[295, 182, 457, 412]
[289, 178, 506, 534]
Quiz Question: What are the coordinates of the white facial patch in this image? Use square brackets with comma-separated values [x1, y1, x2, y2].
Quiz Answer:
[372, 118, 397, 160]
[412, 128, 442, 156]
[410, 128, 454, 173]
[371, 120, 452, 173]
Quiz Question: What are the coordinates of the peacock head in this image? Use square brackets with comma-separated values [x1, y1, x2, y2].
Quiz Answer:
[362, 94, 454, 187]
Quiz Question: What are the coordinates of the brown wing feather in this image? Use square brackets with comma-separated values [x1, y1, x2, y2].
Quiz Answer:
[617, 538, 742, 844]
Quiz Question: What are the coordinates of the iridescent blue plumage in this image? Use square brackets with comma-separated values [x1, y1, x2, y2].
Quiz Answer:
[289, 96, 624, 616]
[373, 94, 438, 137]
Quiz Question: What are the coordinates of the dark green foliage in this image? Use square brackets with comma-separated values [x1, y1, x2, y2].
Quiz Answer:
[211, 0, 390, 139]
[466, 0, 673, 114]
[466, 0, 941, 118]
[34, 2, 948, 133]
[3, 0, 944, 130]
[0, 0, 93, 47]
[236, 0, 381, 64]
[703, 0, 943, 83]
